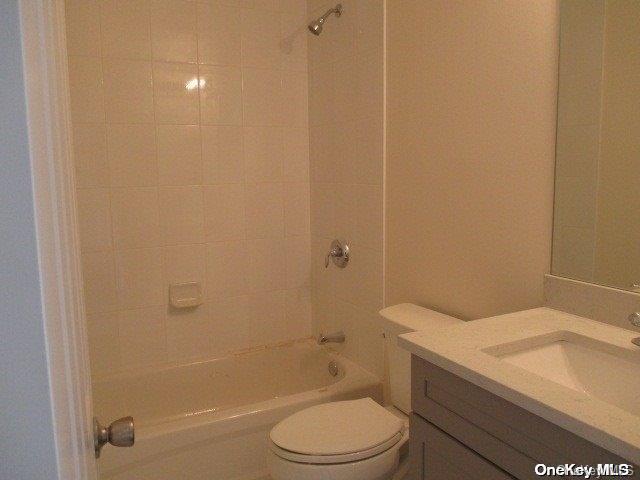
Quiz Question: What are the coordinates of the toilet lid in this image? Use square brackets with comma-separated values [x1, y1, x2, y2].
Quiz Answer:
[270, 398, 404, 459]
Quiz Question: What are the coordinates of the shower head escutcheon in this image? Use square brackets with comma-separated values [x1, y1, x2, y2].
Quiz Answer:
[308, 4, 342, 36]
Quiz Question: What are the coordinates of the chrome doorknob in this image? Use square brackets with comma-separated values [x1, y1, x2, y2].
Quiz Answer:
[94, 416, 134, 458]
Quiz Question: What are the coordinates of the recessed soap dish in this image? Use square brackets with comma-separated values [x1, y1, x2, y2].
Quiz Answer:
[169, 282, 203, 309]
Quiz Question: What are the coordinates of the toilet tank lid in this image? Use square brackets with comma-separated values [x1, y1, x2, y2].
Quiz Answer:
[379, 303, 461, 335]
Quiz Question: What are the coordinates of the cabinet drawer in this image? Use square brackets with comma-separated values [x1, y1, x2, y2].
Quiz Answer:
[411, 413, 514, 480]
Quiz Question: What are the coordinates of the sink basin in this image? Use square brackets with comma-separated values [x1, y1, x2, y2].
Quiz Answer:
[485, 332, 640, 416]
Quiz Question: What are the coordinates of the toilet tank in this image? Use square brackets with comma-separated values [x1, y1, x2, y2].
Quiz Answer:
[379, 304, 462, 414]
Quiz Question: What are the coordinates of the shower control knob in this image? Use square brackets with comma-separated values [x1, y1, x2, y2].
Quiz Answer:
[325, 239, 349, 268]
[94, 416, 135, 458]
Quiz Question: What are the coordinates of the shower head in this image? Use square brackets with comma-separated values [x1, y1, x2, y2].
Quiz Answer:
[308, 4, 342, 36]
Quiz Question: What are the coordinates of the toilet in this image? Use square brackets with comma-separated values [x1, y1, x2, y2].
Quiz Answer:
[267, 304, 461, 480]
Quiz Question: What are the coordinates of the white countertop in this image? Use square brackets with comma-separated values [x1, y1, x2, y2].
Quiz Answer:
[398, 307, 640, 463]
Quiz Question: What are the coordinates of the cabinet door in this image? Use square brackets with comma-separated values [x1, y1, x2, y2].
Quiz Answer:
[410, 414, 514, 480]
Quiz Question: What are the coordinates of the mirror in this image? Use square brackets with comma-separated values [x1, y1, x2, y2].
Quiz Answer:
[552, 0, 640, 291]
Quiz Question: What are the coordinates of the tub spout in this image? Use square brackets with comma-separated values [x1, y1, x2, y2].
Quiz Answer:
[317, 331, 345, 345]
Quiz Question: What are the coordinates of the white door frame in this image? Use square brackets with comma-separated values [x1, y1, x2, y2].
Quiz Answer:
[19, 0, 98, 478]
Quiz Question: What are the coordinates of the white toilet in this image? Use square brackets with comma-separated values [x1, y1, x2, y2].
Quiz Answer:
[267, 304, 461, 480]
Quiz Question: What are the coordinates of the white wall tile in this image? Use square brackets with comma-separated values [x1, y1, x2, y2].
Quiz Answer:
[308, 64, 334, 126]
[284, 182, 310, 237]
[243, 126, 283, 182]
[162, 244, 207, 299]
[307, 0, 384, 380]
[65, 0, 101, 57]
[103, 59, 154, 123]
[116, 248, 164, 308]
[151, 0, 197, 63]
[197, 2, 241, 66]
[118, 306, 167, 368]
[199, 65, 243, 125]
[356, 184, 382, 251]
[248, 238, 286, 291]
[159, 186, 205, 245]
[166, 305, 212, 363]
[86, 312, 120, 375]
[206, 241, 250, 297]
[354, 117, 383, 184]
[310, 183, 335, 238]
[245, 183, 284, 239]
[333, 183, 357, 243]
[355, 47, 383, 121]
[101, 0, 151, 60]
[203, 184, 246, 241]
[242, 68, 283, 126]
[153, 62, 200, 124]
[280, 12, 308, 72]
[555, 123, 600, 179]
[107, 124, 157, 187]
[111, 187, 161, 248]
[248, 290, 287, 344]
[157, 125, 202, 186]
[355, 0, 383, 53]
[208, 295, 251, 356]
[332, 57, 358, 124]
[557, 72, 602, 127]
[285, 236, 310, 288]
[68, 56, 105, 123]
[309, 124, 337, 182]
[68, 0, 312, 375]
[82, 251, 119, 314]
[283, 127, 309, 182]
[73, 123, 109, 187]
[76, 188, 113, 252]
[281, 71, 309, 127]
[285, 287, 312, 336]
[241, 9, 282, 69]
[202, 126, 244, 184]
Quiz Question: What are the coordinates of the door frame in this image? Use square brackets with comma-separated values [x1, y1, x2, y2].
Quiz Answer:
[19, 1, 98, 478]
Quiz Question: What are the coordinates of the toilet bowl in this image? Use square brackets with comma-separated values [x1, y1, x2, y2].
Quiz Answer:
[268, 304, 462, 480]
[268, 398, 408, 480]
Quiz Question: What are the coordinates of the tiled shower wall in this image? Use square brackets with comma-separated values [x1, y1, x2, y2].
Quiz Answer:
[65, 0, 311, 377]
[307, 0, 385, 378]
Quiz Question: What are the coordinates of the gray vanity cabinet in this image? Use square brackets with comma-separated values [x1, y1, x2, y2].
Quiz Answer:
[411, 413, 514, 479]
[409, 355, 638, 480]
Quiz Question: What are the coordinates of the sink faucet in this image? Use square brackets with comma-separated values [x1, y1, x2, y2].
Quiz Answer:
[628, 313, 640, 347]
[317, 331, 345, 345]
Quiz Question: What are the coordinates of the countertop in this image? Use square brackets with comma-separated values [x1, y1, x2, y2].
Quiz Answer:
[398, 307, 640, 464]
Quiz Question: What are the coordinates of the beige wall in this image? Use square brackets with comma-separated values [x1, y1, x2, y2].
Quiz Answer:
[66, 0, 311, 377]
[386, 0, 559, 320]
[593, 0, 640, 288]
[308, 0, 385, 377]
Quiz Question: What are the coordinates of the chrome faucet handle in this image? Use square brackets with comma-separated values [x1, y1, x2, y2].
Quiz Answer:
[628, 313, 640, 347]
[325, 239, 350, 269]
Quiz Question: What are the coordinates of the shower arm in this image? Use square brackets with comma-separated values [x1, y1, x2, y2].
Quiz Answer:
[319, 4, 342, 22]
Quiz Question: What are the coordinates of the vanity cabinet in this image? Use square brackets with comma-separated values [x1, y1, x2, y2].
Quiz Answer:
[409, 355, 638, 480]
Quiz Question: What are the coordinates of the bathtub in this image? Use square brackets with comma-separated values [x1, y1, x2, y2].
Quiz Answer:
[94, 339, 382, 480]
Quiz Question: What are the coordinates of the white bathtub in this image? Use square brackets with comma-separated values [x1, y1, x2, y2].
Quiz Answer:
[94, 339, 382, 480]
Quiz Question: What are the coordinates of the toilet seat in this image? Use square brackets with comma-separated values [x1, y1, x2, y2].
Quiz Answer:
[269, 398, 405, 465]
